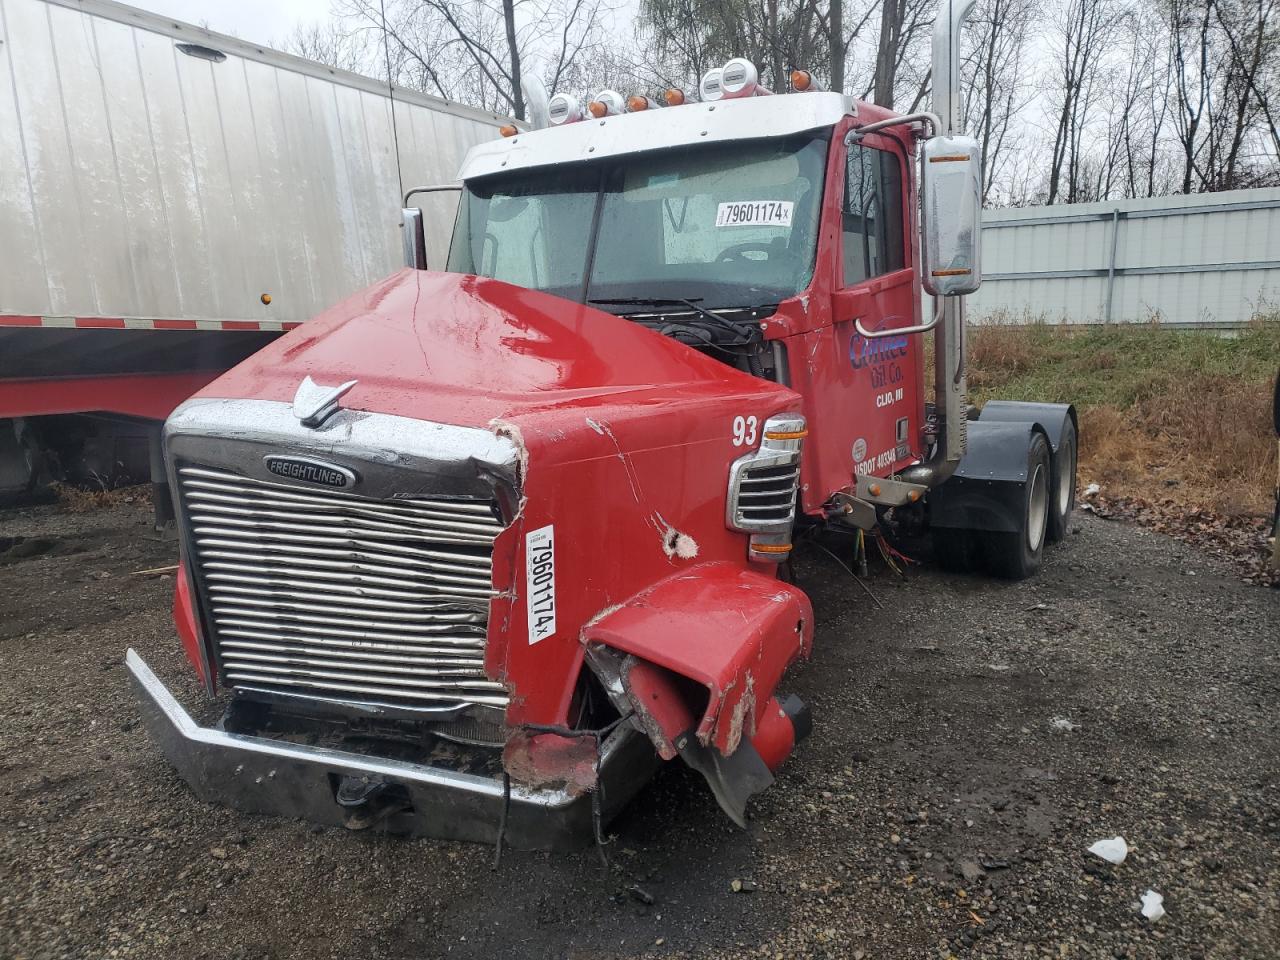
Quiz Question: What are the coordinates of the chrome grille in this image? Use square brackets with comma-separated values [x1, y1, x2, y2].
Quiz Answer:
[735, 461, 801, 525]
[725, 414, 805, 534]
[178, 465, 509, 710]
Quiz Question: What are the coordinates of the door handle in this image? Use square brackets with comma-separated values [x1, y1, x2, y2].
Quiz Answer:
[855, 299, 942, 339]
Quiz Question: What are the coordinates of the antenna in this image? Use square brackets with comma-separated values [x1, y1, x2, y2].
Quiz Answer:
[380, 0, 406, 202]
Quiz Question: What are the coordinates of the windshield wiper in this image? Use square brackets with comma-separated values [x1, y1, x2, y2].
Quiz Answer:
[587, 297, 756, 341]
[588, 296, 706, 309]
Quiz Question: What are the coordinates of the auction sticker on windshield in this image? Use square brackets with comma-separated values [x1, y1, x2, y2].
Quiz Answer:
[716, 200, 793, 228]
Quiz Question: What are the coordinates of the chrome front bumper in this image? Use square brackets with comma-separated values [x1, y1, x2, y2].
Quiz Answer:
[126, 649, 658, 850]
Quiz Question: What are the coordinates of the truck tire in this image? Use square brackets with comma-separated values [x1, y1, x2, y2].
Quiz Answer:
[981, 431, 1050, 580]
[1046, 417, 1077, 543]
[932, 528, 978, 573]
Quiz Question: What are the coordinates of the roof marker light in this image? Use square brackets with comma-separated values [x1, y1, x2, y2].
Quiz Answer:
[790, 69, 822, 92]
[626, 94, 659, 112]
[499, 124, 518, 138]
[663, 88, 686, 106]
[548, 92, 584, 125]
[720, 58, 772, 98]
[698, 67, 724, 102]
[588, 90, 625, 117]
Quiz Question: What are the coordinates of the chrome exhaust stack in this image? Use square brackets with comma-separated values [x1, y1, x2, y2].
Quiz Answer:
[896, 0, 978, 490]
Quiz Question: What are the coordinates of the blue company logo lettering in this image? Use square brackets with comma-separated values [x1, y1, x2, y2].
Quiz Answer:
[850, 334, 909, 370]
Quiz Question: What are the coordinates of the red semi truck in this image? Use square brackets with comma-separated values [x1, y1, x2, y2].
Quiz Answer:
[127, 0, 1078, 850]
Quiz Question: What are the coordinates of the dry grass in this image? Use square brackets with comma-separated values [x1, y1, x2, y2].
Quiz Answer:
[964, 317, 1280, 515]
[50, 482, 151, 513]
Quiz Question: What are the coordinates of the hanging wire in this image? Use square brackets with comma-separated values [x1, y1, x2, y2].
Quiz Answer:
[800, 533, 884, 609]
[379, 0, 406, 203]
[491, 712, 634, 873]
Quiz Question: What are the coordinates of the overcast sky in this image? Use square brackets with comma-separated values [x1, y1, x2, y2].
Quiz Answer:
[127, 0, 330, 48]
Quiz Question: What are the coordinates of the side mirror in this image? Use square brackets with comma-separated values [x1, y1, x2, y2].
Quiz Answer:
[400, 184, 464, 271]
[401, 207, 427, 270]
[921, 135, 982, 296]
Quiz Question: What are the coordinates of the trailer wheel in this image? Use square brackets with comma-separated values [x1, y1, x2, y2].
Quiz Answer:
[1046, 418, 1077, 543]
[981, 431, 1050, 580]
[932, 528, 978, 573]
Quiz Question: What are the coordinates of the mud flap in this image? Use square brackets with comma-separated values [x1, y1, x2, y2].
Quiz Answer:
[929, 419, 1046, 533]
[675, 735, 774, 828]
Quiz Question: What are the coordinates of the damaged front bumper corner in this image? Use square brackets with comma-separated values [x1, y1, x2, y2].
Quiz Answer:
[125, 649, 658, 850]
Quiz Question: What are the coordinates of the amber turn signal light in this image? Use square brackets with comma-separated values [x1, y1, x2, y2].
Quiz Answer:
[587, 100, 608, 118]
[626, 95, 650, 112]
[791, 69, 813, 91]
[498, 124, 518, 138]
[663, 88, 685, 106]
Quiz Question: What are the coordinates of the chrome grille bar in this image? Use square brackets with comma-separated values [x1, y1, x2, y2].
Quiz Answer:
[179, 464, 508, 711]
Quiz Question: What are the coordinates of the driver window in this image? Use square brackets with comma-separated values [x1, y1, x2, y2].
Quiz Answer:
[843, 144, 905, 285]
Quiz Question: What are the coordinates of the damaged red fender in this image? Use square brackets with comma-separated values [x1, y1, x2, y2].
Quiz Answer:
[583, 562, 813, 758]
[173, 560, 208, 689]
[502, 731, 600, 796]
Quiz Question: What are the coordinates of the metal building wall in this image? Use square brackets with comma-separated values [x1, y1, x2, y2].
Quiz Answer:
[0, 0, 508, 326]
[970, 188, 1280, 328]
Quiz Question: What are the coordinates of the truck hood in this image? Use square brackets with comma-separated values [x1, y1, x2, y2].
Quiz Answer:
[204, 269, 786, 430]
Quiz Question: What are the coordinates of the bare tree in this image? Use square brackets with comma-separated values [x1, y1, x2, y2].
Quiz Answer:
[281, 0, 1277, 203]
[283, 20, 374, 73]
[866, 0, 935, 107]
[1211, 0, 1279, 187]
[1213, 0, 1280, 166]
[960, 0, 1039, 203]
[330, 0, 613, 119]
[637, 0, 833, 94]
[1044, 0, 1122, 203]
[830, 0, 845, 90]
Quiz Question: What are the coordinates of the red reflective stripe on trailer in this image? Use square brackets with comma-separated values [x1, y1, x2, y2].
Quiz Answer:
[0, 313, 307, 332]
[0, 371, 222, 420]
[0, 314, 299, 331]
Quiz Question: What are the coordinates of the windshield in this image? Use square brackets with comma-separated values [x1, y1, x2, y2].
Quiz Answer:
[447, 134, 829, 311]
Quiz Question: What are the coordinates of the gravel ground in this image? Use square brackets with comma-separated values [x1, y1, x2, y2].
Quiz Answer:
[0, 498, 1277, 960]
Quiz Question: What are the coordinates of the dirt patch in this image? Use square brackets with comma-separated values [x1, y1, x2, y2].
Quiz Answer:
[1080, 487, 1278, 587]
[49, 481, 153, 514]
[1, 499, 1277, 959]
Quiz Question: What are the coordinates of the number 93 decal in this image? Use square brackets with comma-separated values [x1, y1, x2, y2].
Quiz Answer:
[731, 415, 759, 447]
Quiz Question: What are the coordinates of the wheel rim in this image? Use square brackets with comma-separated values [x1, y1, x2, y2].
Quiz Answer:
[1055, 436, 1075, 516]
[1027, 462, 1047, 552]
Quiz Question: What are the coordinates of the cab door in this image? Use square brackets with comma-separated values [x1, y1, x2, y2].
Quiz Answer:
[831, 133, 925, 481]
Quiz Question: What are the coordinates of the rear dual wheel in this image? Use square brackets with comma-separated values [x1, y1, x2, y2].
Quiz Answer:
[1046, 418, 1077, 543]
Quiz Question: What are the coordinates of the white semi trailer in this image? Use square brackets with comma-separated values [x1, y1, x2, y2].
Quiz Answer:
[0, 0, 508, 499]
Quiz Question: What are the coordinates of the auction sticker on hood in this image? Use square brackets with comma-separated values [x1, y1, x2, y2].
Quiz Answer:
[716, 200, 793, 228]
[526, 525, 556, 645]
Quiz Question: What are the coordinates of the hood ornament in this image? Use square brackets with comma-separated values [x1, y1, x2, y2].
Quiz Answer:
[293, 375, 357, 428]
